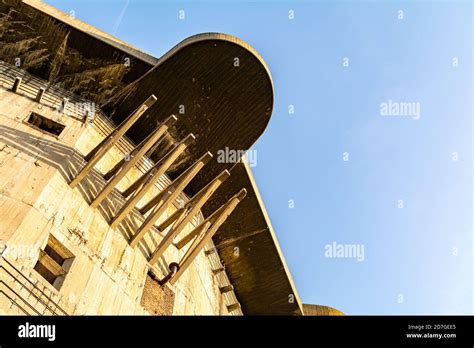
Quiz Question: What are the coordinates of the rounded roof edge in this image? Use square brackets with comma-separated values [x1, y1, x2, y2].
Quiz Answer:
[102, 31, 275, 189]
[155, 32, 274, 98]
[303, 304, 345, 316]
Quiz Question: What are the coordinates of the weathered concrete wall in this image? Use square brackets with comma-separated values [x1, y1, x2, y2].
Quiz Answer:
[0, 77, 240, 315]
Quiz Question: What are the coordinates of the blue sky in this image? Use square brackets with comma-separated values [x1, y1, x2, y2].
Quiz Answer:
[45, 0, 473, 315]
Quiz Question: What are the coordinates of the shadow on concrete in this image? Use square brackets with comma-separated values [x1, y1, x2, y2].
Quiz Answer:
[0, 125, 168, 265]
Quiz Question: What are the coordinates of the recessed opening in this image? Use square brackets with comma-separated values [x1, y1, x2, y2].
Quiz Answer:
[34, 234, 75, 290]
[26, 112, 65, 136]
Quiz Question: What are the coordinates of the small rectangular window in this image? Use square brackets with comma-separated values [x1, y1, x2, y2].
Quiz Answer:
[34, 235, 74, 290]
[26, 112, 65, 136]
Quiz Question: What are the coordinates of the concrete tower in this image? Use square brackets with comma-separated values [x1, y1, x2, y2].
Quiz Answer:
[0, 0, 341, 316]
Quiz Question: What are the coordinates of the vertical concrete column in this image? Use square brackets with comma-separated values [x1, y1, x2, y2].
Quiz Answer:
[69, 95, 157, 188]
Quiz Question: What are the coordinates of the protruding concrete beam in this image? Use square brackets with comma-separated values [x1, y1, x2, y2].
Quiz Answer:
[110, 134, 195, 228]
[90, 115, 177, 208]
[204, 248, 217, 256]
[12, 77, 21, 93]
[153, 169, 230, 233]
[103, 128, 168, 180]
[148, 170, 230, 262]
[60, 98, 69, 113]
[219, 285, 234, 294]
[70, 95, 157, 188]
[82, 110, 90, 125]
[227, 303, 241, 312]
[212, 267, 225, 275]
[145, 196, 192, 233]
[138, 152, 213, 215]
[103, 132, 153, 181]
[84, 95, 157, 161]
[121, 132, 192, 197]
[154, 206, 187, 233]
[175, 199, 229, 250]
[167, 188, 247, 285]
[35, 88, 45, 103]
[122, 166, 152, 197]
[129, 152, 213, 248]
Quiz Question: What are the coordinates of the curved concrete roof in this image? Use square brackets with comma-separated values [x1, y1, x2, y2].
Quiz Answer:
[303, 304, 345, 316]
[101, 33, 274, 190]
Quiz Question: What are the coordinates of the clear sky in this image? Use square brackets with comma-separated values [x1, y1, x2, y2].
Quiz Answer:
[46, 0, 473, 315]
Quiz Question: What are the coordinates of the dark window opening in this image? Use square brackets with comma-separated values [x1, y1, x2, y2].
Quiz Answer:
[33, 261, 56, 284]
[34, 235, 75, 290]
[26, 112, 65, 136]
